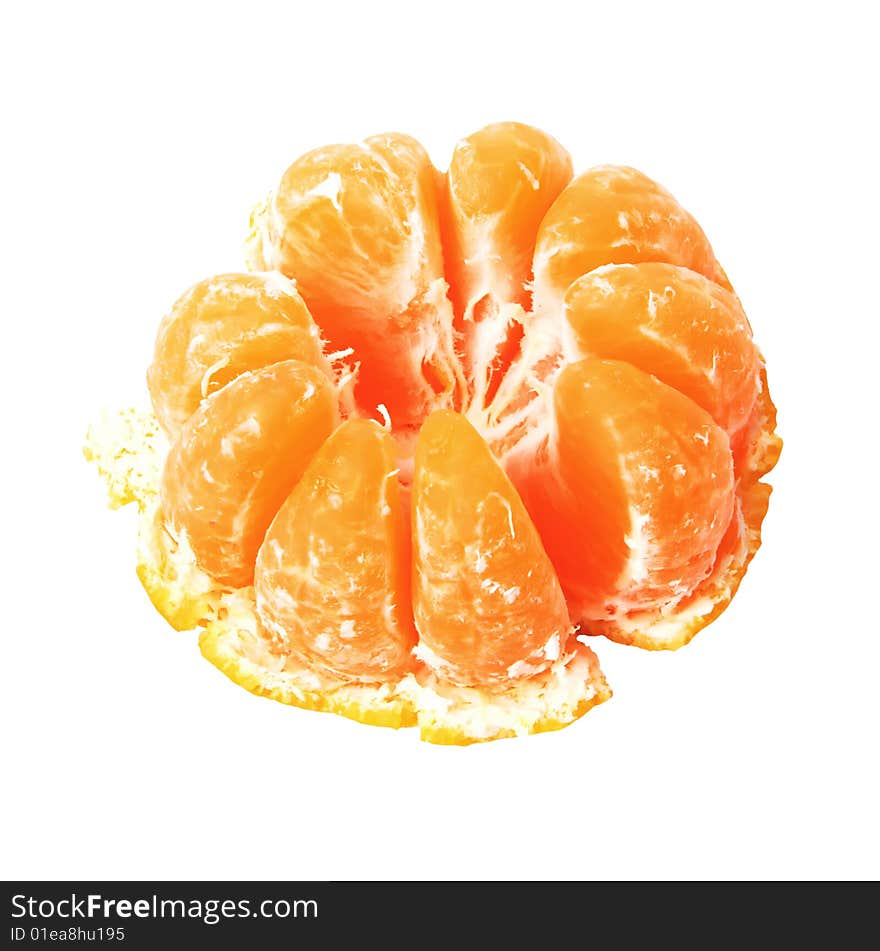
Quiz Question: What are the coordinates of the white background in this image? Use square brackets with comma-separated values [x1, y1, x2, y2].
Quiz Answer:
[2, 1, 878, 881]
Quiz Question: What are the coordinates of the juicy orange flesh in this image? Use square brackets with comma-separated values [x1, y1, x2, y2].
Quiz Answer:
[149, 122, 777, 684]
[441, 121, 572, 316]
[511, 359, 736, 616]
[532, 166, 732, 319]
[260, 134, 461, 428]
[563, 263, 760, 438]
[160, 360, 338, 587]
[412, 411, 571, 686]
[439, 123, 571, 414]
[254, 419, 416, 682]
[148, 272, 328, 438]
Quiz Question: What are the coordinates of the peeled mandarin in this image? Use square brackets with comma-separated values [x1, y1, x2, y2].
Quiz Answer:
[160, 360, 338, 587]
[255, 419, 416, 682]
[88, 122, 787, 745]
[412, 410, 571, 686]
[147, 272, 328, 438]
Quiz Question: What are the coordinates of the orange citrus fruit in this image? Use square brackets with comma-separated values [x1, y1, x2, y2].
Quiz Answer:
[89, 121, 781, 742]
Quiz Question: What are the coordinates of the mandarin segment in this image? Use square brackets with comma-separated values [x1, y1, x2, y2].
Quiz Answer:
[563, 263, 761, 439]
[442, 122, 572, 313]
[532, 166, 731, 318]
[251, 133, 463, 427]
[160, 360, 338, 587]
[412, 411, 572, 686]
[147, 272, 328, 438]
[509, 358, 736, 622]
[441, 123, 573, 414]
[255, 419, 416, 683]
